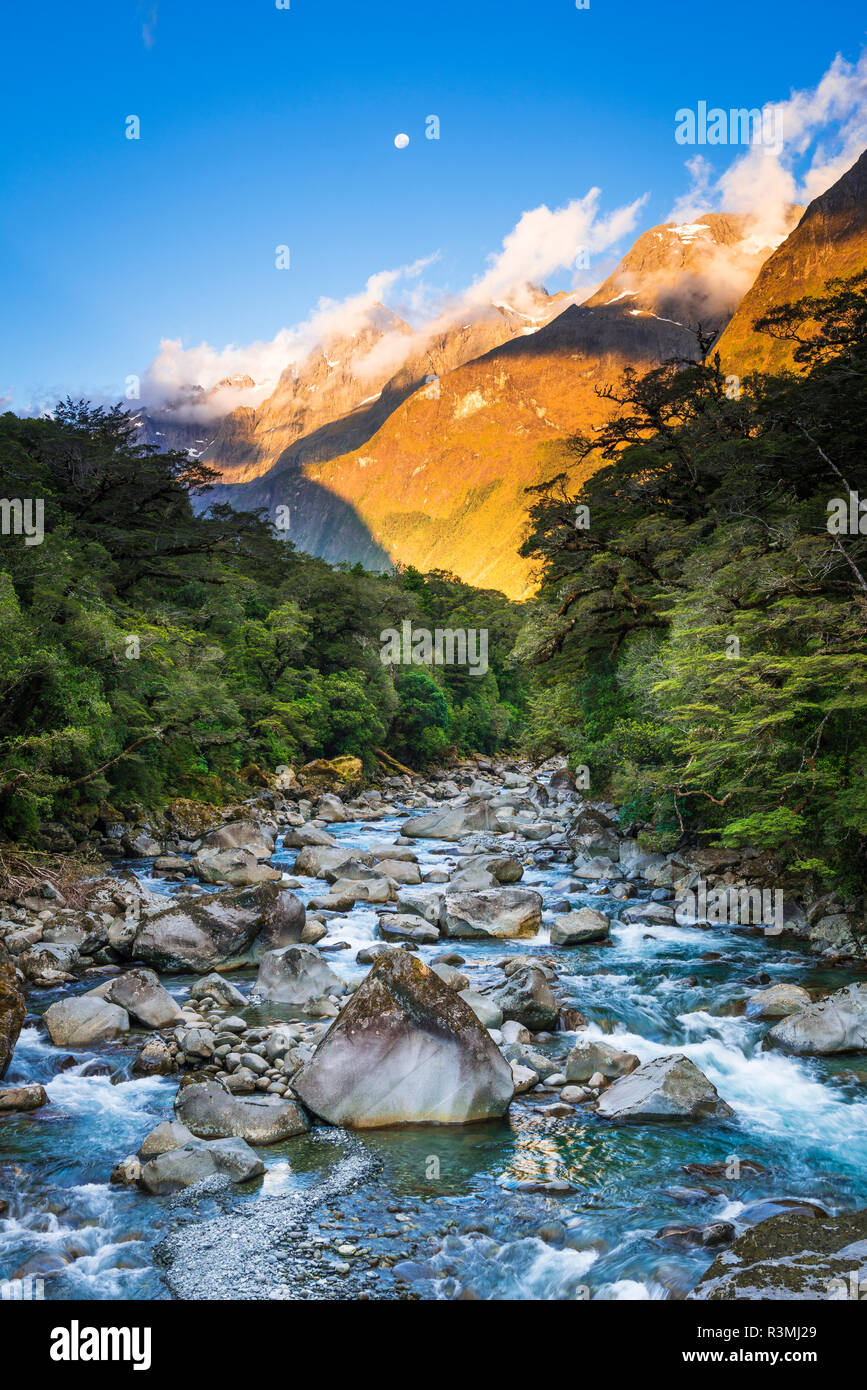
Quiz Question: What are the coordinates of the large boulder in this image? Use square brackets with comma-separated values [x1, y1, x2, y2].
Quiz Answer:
[550, 907, 611, 945]
[439, 887, 543, 940]
[254, 944, 345, 1008]
[396, 888, 445, 924]
[765, 983, 867, 1055]
[293, 845, 372, 880]
[88, 967, 183, 1028]
[138, 1137, 265, 1195]
[377, 914, 440, 945]
[132, 882, 305, 973]
[44, 995, 130, 1047]
[595, 1054, 734, 1122]
[690, 1209, 867, 1300]
[459, 854, 524, 884]
[565, 1038, 640, 1082]
[189, 973, 247, 1009]
[175, 1079, 309, 1144]
[401, 801, 506, 841]
[190, 848, 281, 887]
[19, 942, 79, 986]
[293, 952, 515, 1127]
[0, 1084, 47, 1112]
[745, 983, 811, 1020]
[198, 820, 276, 858]
[490, 966, 558, 1031]
[0, 953, 25, 1079]
[281, 824, 340, 850]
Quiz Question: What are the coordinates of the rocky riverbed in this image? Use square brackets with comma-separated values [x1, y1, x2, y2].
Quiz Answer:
[1, 758, 866, 1300]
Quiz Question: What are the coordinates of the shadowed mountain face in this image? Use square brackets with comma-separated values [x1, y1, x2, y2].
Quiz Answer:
[716, 149, 867, 375]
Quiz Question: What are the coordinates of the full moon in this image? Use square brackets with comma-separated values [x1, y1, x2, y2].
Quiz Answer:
[394, 133, 410, 149]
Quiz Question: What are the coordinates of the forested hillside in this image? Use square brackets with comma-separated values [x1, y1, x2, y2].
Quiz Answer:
[0, 404, 525, 844]
[520, 271, 867, 889]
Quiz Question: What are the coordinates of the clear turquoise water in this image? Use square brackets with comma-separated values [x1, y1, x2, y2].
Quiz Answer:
[2, 809, 865, 1300]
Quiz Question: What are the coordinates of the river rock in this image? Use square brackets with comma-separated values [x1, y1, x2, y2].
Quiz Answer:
[0, 1084, 47, 1112]
[439, 887, 543, 940]
[459, 854, 524, 884]
[765, 983, 867, 1054]
[572, 856, 622, 881]
[550, 907, 611, 945]
[254, 944, 345, 1008]
[189, 973, 247, 1009]
[565, 1038, 640, 1082]
[377, 915, 440, 945]
[19, 942, 80, 986]
[175, 1079, 309, 1144]
[281, 823, 340, 849]
[137, 1120, 194, 1158]
[328, 876, 395, 904]
[190, 847, 282, 887]
[132, 882, 305, 972]
[0, 953, 25, 1078]
[431, 963, 469, 991]
[198, 820, 276, 858]
[396, 888, 444, 924]
[293, 845, 372, 880]
[138, 1137, 265, 1195]
[448, 867, 498, 892]
[745, 983, 811, 1019]
[458, 989, 503, 1029]
[689, 1208, 867, 1300]
[490, 966, 558, 1031]
[44, 995, 130, 1046]
[401, 801, 506, 841]
[595, 1054, 734, 1122]
[131, 1037, 174, 1076]
[89, 967, 184, 1028]
[293, 952, 515, 1127]
[316, 793, 350, 823]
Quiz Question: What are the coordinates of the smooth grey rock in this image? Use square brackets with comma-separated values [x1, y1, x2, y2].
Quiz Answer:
[139, 1138, 265, 1194]
[440, 887, 543, 940]
[565, 1038, 639, 1082]
[175, 1079, 309, 1144]
[765, 984, 867, 1055]
[491, 966, 558, 1031]
[294, 952, 514, 1127]
[550, 907, 611, 945]
[595, 1053, 734, 1122]
[254, 944, 345, 1008]
[44, 995, 130, 1046]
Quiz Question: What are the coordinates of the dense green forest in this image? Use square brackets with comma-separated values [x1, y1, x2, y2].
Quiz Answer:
[520, 272, 867, 888]
[0, 404, 526, 842]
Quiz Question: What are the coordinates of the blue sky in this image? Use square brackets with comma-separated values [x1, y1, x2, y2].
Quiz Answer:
[1, 0, 865, 412]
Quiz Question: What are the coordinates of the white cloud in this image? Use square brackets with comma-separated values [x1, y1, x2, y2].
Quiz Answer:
[142, 192, 647, 416]
[668, 50, 867, 247]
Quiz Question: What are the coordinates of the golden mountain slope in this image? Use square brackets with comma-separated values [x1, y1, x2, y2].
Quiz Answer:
[716, 149, 867, 375]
